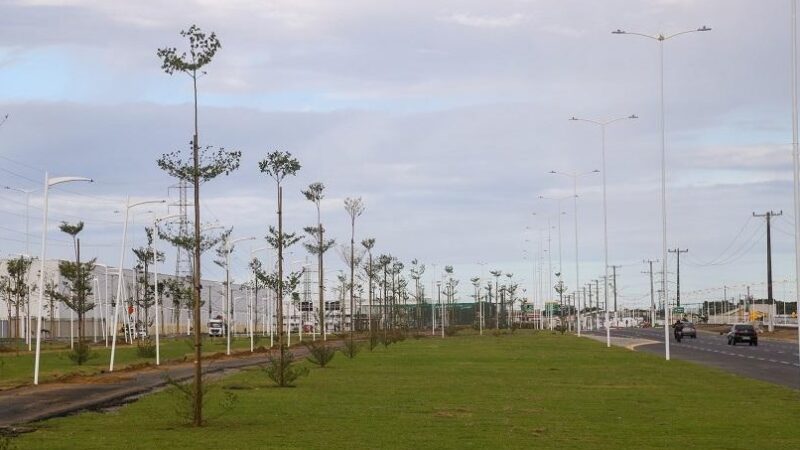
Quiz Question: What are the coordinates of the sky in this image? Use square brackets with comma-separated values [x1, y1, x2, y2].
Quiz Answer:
[0, 0, 798, 309]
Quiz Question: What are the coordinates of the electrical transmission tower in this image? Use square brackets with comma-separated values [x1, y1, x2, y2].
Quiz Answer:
[169, 180, 193, 278]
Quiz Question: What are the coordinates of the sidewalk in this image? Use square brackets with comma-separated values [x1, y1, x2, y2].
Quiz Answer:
[582, 333, 658, 350]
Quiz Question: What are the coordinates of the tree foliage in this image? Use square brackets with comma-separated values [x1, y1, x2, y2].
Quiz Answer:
[157, 24, 221, 76]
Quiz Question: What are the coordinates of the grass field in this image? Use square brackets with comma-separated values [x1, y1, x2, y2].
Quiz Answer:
[0, 335, 270, 389]
[10, 331, 800, 449]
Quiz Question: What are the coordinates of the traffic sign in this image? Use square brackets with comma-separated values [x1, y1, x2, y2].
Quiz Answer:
[673, 307, 684, 314]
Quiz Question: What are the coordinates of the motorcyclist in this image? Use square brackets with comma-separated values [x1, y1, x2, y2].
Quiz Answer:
[673, 319, 684, 341]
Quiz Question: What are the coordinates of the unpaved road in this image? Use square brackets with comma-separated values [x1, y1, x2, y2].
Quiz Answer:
[0, 344, 326, 428]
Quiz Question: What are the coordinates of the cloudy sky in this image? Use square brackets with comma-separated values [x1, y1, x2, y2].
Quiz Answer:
[1, 0, 798, 309]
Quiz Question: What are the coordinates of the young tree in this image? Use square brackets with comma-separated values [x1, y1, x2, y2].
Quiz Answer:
[2, 256, 33, 348]
[361, 238, 376, 333]
[443, 266, 457, 327]
[302, 182, 335, 340]
[157, 24, 236, 426]
[377, 254, 392, 330]
[132, 227, 164, 332]
[489, 270, 503, 329]
[471, 276, 481, 331]
[48, 222, 96, 364]
[248, 258, 268, 334]
[505, 273, 517, 328]
[343, 198, 365, 336]
[409, 259, 426, 329]
[259, 150, 301, 385]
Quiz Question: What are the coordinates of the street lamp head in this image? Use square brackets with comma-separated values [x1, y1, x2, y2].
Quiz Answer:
[548, 170, 557, 174]
[611, 29, 626, 34]
[628, 114, 638, 119]
[592, 169, 600, 173]
[48, 176, 93, 187]
[697, 26, 711, 32]
[537, 195, 544, 199]
[569, 116, 578, 121]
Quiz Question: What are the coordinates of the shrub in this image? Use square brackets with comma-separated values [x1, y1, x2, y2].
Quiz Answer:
[304, 341, 336, 367]
[340, 339, 360, 359]
[369, 332, 380, 351]
[264, 350, 309, 387]
[444, 326, 459, 337]
[136, 337, 157, 358]
[68, 342, 95, 365]
[165, 376, 237, 426]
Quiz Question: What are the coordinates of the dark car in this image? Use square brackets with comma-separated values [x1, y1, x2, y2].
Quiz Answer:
[681, 321, 697, 338]
[727, 324, 758, 346]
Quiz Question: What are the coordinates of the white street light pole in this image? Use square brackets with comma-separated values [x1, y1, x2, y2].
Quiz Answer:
[548, 169, 600, 337]
[224, 236, 255, 355]
[791, 0, 800, 370]
[612, 25, 710, 360]
[570, 114, 637, 347]
[33, 174, 93, 385]
[249, 245, 268, 350]
[109, 198, 165, 372]
[152, 213, 181, 365]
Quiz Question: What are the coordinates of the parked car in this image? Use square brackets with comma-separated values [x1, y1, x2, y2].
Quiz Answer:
[727, 324, 758, 346]
[681, 321, 697, 338]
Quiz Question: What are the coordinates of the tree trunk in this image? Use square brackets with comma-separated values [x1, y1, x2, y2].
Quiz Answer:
[277, 185, 285, 386]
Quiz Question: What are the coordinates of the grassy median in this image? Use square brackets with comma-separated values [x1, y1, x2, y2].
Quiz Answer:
[11, 331, 800, 449]
[0, 335, 268, 389]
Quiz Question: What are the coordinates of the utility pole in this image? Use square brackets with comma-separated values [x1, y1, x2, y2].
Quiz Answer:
[754, 210, 782, 332]
[610, 265, 621, 314]
[583, 286, 588, 330]
[593, 279, 600, 330]
[643, 259, 658, 326]
[668, 249, 688, 307]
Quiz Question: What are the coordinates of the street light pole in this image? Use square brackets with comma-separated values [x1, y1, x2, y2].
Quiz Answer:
[791, 0, 800, 371]
[152, 213, 181, 365]
[224, 236, 255, 355]
[612, 25, 710, 360]
[548, 169, 599, 337]
[33, 174, 93, 385]
[250, 245, 268, 349]
[109, 198, 165, 372]
[570, 115, 637, 347]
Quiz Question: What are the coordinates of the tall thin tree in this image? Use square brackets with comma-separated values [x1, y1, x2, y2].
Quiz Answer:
[344, 197, 365, 338]
[302, 182, 335, 340]
[49, 221, 96, 364]
[361, 238, 376, 333]
[157, 22, 234, 427]
[259, 150, 301, 385]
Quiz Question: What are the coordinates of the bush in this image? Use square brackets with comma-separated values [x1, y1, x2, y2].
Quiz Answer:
[304, 341, 336, 367]
[68, 342, 95, 365]
[137, 337, 157, 358]
[165, 376, 237, 426]
[0, 436, 15, 450]
[369, 332, 380, 351]
[340, 339, 360, 359]
[264, 349, 309, 387]
[444, 326, 459, 337]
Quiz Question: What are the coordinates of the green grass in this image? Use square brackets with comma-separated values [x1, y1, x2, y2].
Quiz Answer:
[11, 331, 800, 449]
[0, 335, 271, 388]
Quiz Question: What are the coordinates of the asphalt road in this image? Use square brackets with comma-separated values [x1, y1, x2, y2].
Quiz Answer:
[587, 327, 800, 389]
